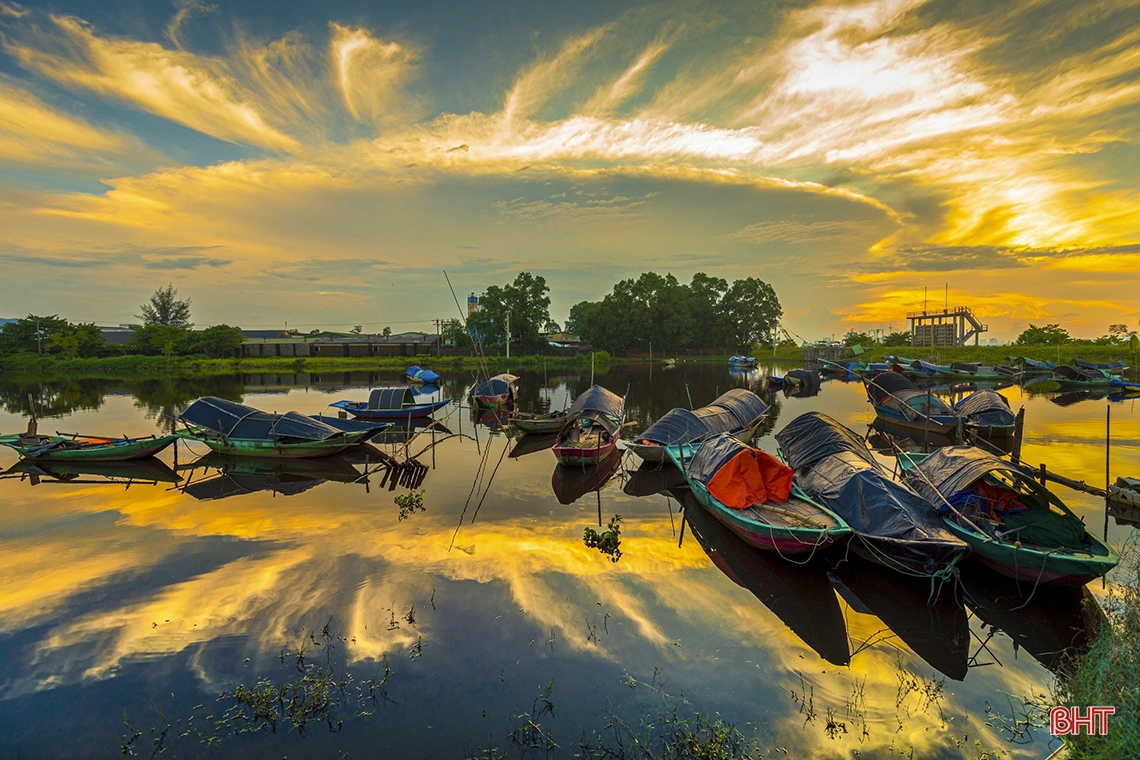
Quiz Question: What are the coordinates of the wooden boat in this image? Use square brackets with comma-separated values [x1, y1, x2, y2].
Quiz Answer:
[774, 412, 969, 576]
[729, 355, 757, 368]
[952, 389, 1017, 437]
[678, 487, 851, 666]
[308, 414, 392, 440]
[628, 389, 769, 464]
[330, 387, 450, 420]
[668, 434, 851, 554]
[898, 447, 1118, 586]
[817, 358, 865, 376]
[864, 373, 958, 436]
[510, 410, 569, 434]
[1051, 364, 1112, 388]
[552, 385, 624, 466]
[179, 397, 369, 459]
[470, 374, 518, 407]
[933, 362, 1010, 381]
[0, 431, 179, 461]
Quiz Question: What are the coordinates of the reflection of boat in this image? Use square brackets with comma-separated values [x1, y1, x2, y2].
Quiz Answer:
[899, 448, 1118, 586]
[509, 432, 559, 458]
[550, 452, 623, 505]
[623, 460, 686, 497]
[330, 387, 450, 420]
[369, 419, 451, 447]
[0, 431, 179, 461]
[865, 373, 958, 436]
[829, 556, 969, 681]
[627, 389, 769, 464]
[670, 435, 850, 554]
[679, 488, 851, 666]
[471, 405, 512, 431]
[775, 412, 969, 576]
[181, 453, 362, 500]
[1050, 389, 1110, 406]
[180, 397, 368, 458]
[1, 456, 181, 484]
[470, 374, 518, 407]
[782, 369, 821, 398]
[552, 385, 625, 466]
[511, 410, 569, 434]
[958, 564, 1103, 674]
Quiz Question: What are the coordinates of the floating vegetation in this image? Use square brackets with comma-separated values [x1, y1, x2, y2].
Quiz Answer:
[395, 488, 426, 520]
[583, 515, 623, 562]
[119, 620, 399, 756]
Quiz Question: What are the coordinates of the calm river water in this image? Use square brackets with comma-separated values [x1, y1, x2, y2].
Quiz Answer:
[0, 364, 1135, 759]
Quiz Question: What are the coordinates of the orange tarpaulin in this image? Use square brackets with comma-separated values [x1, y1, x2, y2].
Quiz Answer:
[706, 448, 794, 509]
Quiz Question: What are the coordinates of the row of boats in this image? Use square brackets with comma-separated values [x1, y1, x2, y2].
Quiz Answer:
[818, 355, 1139, 391]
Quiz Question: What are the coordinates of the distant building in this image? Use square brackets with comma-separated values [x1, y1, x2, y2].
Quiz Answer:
[99, 326, 136, 345]
[241, 330, 438, 358]
[543, 331, 582, 348]
[908, 306, 988, 347]
[468, 293, 479, 317]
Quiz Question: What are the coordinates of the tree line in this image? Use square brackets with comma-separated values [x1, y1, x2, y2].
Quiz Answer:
[447, 271, 783, 352]
[0, 285, 244, 359]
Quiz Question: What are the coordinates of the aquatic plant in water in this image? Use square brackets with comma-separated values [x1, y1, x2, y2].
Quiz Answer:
[583, 515, 623, 562]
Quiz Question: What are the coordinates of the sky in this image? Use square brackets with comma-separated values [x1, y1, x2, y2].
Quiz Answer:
[1, 0, 1139, 340]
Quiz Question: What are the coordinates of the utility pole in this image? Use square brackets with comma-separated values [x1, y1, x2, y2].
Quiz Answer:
[36, 318, 42, 355]
[434, 319, 441, 357]
[506, 311, 510, 360]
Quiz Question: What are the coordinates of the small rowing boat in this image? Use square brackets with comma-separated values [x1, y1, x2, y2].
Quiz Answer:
[179, 397, 369, 458]
[330, 387, 450, 420]
[470, 374, 518, 407]
[0, 431, 179, 461]
[510, 410, 569, 434]
[552, 385, 625, 466]
[628, 389, 769, 464]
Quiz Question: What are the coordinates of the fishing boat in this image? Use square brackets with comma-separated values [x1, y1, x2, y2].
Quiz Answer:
[628, 389, 769, 464]
[934, 362, 1010, 381]
[679, 488, 851, 666]
[551, 385, 625, 466]
[1005, 356, 1058, 377]
[470, 374, 518, 407]
[782, 369, 821, 397]
[1108, 377, 1140, 396]
[1073, 359, 1127, 376]
[307, 414, 393, 440]
[729, 355, 757, 368]
[406, 365, 441, 384]
[864, 373, 959, 436]
[330, 387, 450, 420]
[817, 358, 865, 376]
[774, 412, 969, 576]
[510, 410, 569, 434]
[952, 389, 1017, 438]
[898, 447, 1118, 586]
[668, 434, 851, 554]
[0, 431, 179, 461]
[179, 397, 370, 458]
[1051, 364, 1112, 388]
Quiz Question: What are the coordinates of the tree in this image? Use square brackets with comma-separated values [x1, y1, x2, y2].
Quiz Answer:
[382, 327, 392, 337]
[0, 315, 107, 357]
[440, 318, 473, 347]
[139, 284, 192, 329]
[722, 277, 782, 348]
[1015, 323, 1070, 346]
[187, 325, 244, 358]
[129, 324, 188, 356]
[883, 330, 912, 347]
[1108, 324, 1130, 342]
[351, 325, 363, 334]
[467, 272, 552, 347]
[543, 320, 561, 334]
[844, 331, 875, 347]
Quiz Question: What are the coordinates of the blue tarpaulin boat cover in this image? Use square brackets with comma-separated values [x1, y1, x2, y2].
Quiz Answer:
[472, 374, 517, 397]
[953, 390, 1015, 428]
[775, 412, 966, 571]
[1074, 359, 1126, 371]
[906, 446, 1028, 505]
[866, 372, 922, 405]
[182, 397, 345, 442]
[638, 390, 768, 446]
[685, 434, 750, 485]
[565, 385, 624, 433]
[1054, 365, 1106, 382]
[407, 365, 441, 384]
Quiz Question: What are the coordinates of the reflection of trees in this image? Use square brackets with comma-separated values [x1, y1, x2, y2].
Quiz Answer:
[131, 376, 245, 433]
[0, 377, 113, 418]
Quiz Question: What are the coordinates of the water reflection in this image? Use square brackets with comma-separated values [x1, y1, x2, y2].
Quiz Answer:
[179, 453, 364, 500]
[1, 456, 181, 485]
[550, 452, 623, 506]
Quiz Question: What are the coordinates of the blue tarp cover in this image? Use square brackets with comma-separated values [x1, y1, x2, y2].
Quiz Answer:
[907, 446, 1026, 504]
[1074, 359, 1126, 371]
[407, 365, 441, 383]
[472, 374, 518, 397]
[1055, 365, 1107, 382]
[775, 412, 878, 472]
[953, 390, 1015, 427]
[866, 374, 954, 415]
[182, 396, 345, 442]
[368, 387, 416, 409]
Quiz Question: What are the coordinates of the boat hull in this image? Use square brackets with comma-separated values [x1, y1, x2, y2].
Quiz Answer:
[190, 431, 369, 459]
[511, 416, 566, 434]
[0, 434, 179, 461]
[688, 482, 849, 554]
[553, 439, 617, 466]
[335, 399, 449, 420]
[872, 406, 958, 436]
[947, 519, 1117, 586]
[472, 394, 511, 408]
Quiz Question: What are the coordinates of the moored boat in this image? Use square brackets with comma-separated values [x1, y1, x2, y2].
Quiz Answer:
[510, 410, 569, 434]
[0, 431, 179, 461]
[406, 365, 441, 384]
[898, 447, 1118, 586]
[864, 373, 958, 436]
[729, 355, 757, 368]
[330, 387, 450, 421]
[552, 385, 625, 466]
[952, 389, 1017, 437]
[628, 389, 769, 464]
[470, 374, 518, 407]
[774, 412, 969, 576]
[1051, 364, 1112, 388]
[668, 434, 851, 555]
[180, 397, 369, 458]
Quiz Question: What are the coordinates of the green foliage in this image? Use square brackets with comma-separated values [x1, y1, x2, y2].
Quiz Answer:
[844, 331, 875, 347]
[570, 272, 781, 351]
[583, 515, 623, 562]
[128, 324, 190, 356]
[1016, 323, 1071, 345]
[187, 324, 245, 358]
[467, 272, 552, 347]
[883, 330, 912, 347]
[138, 283, 193, 329]
[441, 318, 473, 348]
[0, 314, 108, 357]
[394, 489, 426, 521]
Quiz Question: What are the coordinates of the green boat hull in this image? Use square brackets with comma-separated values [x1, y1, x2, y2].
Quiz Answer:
[0, 433, 179, 461]
[182, 430, 369, 458]
[945, 519, 1117, 586]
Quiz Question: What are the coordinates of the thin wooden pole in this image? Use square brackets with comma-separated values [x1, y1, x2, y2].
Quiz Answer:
[1104, 403, 1111, 541]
